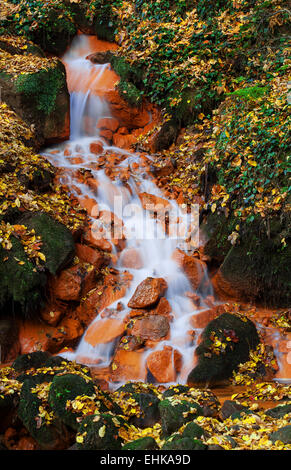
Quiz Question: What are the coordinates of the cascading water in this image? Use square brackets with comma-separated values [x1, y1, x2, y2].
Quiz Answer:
[42, 35, 227, 385]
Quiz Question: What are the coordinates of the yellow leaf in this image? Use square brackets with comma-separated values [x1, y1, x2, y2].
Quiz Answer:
[247, 160, 257, 167]
[99, 425, 106, 438]
[38, 252, 46, 262]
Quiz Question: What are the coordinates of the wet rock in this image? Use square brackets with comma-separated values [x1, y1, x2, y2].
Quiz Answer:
[40, 304, 64, 327]
[75, 243, 109, 268]
[89, 141, 104, 155]
[128, 277, 168, 309]
[123, 436, 158, 450]
[12, 351, 60, 372]
[120, 248, 143, 269]
[190, 303, 229, 329]
[84, 318, 125, 346]
[150, 158, 175, 178]
[86, 51, 113, 64]
[76, 414, 125, 450]
[270, 425, 291, 444]
[130, 315, 170, 341]
[48, 373, 95, 431]
[49, 263, 96, 302]
[146, 347, 182, 383]
[104, 89, 150, 129]
[97, 117, 119, 133]
[173, 248, 207, 291]
[112, 133, 137, 149]
[111, 349, 146, 382]
[187, 313, 260, 387]
[138, 192, 170, 213]
[147, 119, 178, 152]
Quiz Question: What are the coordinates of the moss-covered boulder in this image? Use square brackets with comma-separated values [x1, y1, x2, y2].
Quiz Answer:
[159, 398, 203, 437]
[0, 212, 75, 316]
[204, 213, 291, 307]
[163, 384, 220, 418]
[76, 414, 125, 450]
[18, 378, 70, 450]
[0, 58, 70, 147]
[16, 212, 75, 275]
[162, 434, 206, 450]
[265, 404, 291, 419]
[270, 425, 291, 445]
[115, 387, 160, 429]
[0, 235, 46, 315]
[48, 373, 95, 431]
[187, 313, 260, 386]
[181, 421, 205, 440]
[123, 436, 159, 450]
[12, 351, 63, 373]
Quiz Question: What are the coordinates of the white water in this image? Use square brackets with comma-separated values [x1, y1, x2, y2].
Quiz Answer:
[42, 35, 215, 384]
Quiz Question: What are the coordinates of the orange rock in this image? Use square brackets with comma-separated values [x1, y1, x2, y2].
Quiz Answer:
[172, 248, 206, 291]
[70, 156, 84, 165]
[40, 305, 64, 327]
[146, 346, 182, 383]
[129, 315, 170, 341]
[111, 349, 146, 382]
[212, 269, 244, 301]
[83, 227, 112, 252]
[128, 277, 168, 309]
[117, 126, 129, 135]
[49, 264, 96, 302]
[190, 304, 229, 329]
[138, 192, 170, 213]
[75, 243, 109, 268]
[154, 297, 172, 318]
[16, 437, 38, 451]
[97, 117, 119, 132]
[120, 248, 143, 269]
[112, 133, 137, 149]
[104, 89, 150, 129]
[77, 271, 132, 325]
[85, 177, 99, 195]
[85, 318, 125, 346]
[78, 196, 98, 217]
[99, 128, 113, 143]
[90, 141, 104, 155]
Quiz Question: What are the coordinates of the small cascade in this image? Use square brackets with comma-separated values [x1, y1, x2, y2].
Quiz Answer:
[42, 34, 289, 385]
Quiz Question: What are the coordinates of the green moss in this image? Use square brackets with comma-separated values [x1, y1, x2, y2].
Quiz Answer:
[0, 236, 46, 314]
[117, 80, 143, 107]
[17, 212, 75, 275]
[187, 313, 260, 386]
[123, 436, 158, 450]
[18, 378, 68, 450]
[15, 66, 65, 116]
[159, 398, 203, 437]
[76, 413, 125, 450]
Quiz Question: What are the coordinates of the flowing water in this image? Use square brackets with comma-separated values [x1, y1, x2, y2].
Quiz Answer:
[42, 35, 290, 385]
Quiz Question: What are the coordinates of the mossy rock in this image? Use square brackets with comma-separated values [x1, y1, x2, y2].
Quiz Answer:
[0, 393, 19, 433]
[265, 404, 291, 419]
[12, 351, 63, 372]
[162, 435, 206, 450]
[116, 390, 160, 429]
[0, 235, 46, 315]
[16, 212, 75, 275]
[0, 61, 70, 146]
[159, 398, 203, 437]
[182, 421, 205, 439]
[163, 385, 191, 398]
[0, 316, 19, 362]
[270, 425, 291, 444]
[76, 414, 125, 450]
[48, 373, 95, 431]
[16, 166, 54, 193]
[116, 381, 160, 397]
[204, 213, 291, 307]
[18, 378, 70, 450]
[187, 313, 260, 386]
[123, 436, 159, 450]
